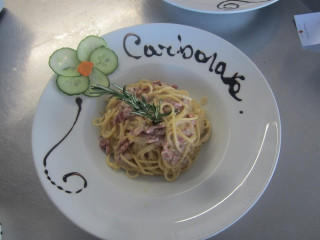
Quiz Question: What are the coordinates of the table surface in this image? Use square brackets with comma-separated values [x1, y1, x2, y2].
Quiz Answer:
[1, 0, 320, 239]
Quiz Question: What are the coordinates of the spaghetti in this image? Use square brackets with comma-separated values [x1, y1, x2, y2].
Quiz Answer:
[93, 79, 211, 181]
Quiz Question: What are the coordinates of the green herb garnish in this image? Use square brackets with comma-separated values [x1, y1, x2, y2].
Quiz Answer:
[91, 84, 171, 125]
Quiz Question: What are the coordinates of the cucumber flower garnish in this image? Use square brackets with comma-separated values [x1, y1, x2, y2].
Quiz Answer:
[49, 36, 118, 97]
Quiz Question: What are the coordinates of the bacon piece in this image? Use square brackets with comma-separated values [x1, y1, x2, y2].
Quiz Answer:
[163, 99, 184, 112]
[99, 137, 112, 154]
[113, 105, 133, 124]
[116, 138, 130, 154]
[136, 123, 167, 145]
[141, 86, 150, 93]
[153, 80, 162, 87]
[115, 153, 133, 168]
[154, 136, 165, 146]
[144, 123, 166, 135]
[145, 134, 160, 143]
[182, 126, 195, 137]
[161, 142, 182, 165]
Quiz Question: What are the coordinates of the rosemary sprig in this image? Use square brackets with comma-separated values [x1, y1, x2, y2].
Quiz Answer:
[91, 84, 171, 124]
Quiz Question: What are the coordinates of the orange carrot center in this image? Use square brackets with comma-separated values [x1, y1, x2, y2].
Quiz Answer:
[78, 61, 94, 76]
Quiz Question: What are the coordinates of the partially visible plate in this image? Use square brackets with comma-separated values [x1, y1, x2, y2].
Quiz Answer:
[163, 0, 278, 14]
[0, 0, 4, 12]
[32, 23, 281, 240]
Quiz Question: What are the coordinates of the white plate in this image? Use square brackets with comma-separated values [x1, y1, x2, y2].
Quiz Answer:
[163, 0, 278, 13]
[32, 23, 281, 240]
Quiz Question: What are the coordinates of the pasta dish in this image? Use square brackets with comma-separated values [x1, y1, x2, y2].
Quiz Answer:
[93, 79, 211, 181]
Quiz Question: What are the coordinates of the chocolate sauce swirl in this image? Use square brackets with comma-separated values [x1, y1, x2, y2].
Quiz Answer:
[43, 97, 87, 194]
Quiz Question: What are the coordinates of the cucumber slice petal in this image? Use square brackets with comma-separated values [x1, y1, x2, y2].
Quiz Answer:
[56, 75, 89, 95]
[77, 36, 108, 62]
[89, 47, 118, 75]
[49, 48, 81, 77]
[84, 68, 110, 97]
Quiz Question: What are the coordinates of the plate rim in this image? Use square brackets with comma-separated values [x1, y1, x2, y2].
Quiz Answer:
[162, 0, 279, 14]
